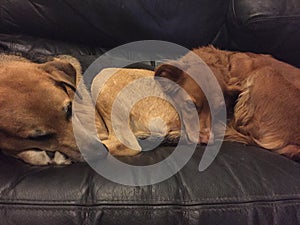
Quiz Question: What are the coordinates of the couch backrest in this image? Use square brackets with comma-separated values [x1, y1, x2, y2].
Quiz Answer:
[0, 0, 230, 48]
[1, 0, 300, 67]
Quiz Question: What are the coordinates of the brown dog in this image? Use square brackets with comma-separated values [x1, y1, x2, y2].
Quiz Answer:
[225, 63, 300, 159]
[0, 54, 108, 165]
[155, 46, 300, 159]
[91, 68, 181, 156]
[155, 46, 240, 144]
[0, 55, 181, 164]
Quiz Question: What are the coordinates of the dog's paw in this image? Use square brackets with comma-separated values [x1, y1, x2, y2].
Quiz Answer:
[17, 150, 52, 165]
[17, 150, 72, 166]
[52, 151, 72, 165]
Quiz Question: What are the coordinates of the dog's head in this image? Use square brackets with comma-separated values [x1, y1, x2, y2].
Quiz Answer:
[0, 55, 86, 162]
[154, 62, 226, 145]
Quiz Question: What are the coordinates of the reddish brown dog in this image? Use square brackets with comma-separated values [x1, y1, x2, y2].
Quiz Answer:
[0, 55, 108, 165]
[155, 46, 300, 159]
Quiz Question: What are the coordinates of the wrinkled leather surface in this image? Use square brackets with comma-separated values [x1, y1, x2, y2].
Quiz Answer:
[0, 0, 229, 48]
[1, 142, 300, 225]
[0, 0, 300, 224]
[1, 0, 299, 67]
[227, 0, 300, 67]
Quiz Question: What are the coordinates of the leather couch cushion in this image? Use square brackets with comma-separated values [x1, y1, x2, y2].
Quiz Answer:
[0, 142, 300, 225]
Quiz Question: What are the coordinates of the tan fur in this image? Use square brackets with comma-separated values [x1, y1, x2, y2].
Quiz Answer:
[91, 68, 181, 156]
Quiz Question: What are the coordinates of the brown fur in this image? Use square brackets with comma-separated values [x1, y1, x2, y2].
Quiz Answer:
[226, 66, 300, 159]
[155, 46, 300, 159]
[155, 46, 240, 144]
[0, 54, 108, 165]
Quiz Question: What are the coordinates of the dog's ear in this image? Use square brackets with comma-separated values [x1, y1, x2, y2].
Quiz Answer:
[40, 60, 77, 86]
[39, 60, 78, 98]
[227, 52, 258, 92]
[154, 64, 184, 84]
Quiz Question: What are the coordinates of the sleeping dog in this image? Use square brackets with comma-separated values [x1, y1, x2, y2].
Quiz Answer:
[155, 46, 300, 159]
[90, 68, 181, 156]
[0, 55, 182, 165]
[0, 54, 109, 165]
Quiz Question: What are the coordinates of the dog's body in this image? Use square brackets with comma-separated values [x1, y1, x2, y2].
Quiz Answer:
[226, 66, 300, 159]
[91, 68, 181, 156]
[155, 46, 300, 159]
[0, 54, 181, 164]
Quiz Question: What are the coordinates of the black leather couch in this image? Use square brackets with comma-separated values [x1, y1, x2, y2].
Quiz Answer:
[1, 0, 300, 224]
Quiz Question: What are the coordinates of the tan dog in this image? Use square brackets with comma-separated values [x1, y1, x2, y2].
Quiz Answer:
[0, 55, 181, 164]
[91, 68, 181, 156]
[155, 46, 300, 159]
[0, 54, 107, 165]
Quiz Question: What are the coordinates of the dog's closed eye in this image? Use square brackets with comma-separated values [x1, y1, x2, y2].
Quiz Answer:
[28, 130, 55, 141]
[63, 101, 72, 120]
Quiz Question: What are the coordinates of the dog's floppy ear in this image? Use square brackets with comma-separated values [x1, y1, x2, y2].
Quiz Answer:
[39, 59, 78, 98]
[155, 64, 184, 84]
[40, 60, 77, 86]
